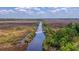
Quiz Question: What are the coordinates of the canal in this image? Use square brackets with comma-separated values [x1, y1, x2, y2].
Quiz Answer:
[27, 22, 45, 51]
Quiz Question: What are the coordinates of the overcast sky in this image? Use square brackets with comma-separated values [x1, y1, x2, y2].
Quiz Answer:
[0, 7, 79, 18]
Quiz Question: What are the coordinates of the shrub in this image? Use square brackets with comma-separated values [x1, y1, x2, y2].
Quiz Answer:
[43, 23, 79, 51]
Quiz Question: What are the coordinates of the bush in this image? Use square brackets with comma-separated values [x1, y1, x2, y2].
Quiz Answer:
[43, 23, 79, 51]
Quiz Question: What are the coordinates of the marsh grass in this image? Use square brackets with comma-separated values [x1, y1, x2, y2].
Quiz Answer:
[0, 25, 36, 51]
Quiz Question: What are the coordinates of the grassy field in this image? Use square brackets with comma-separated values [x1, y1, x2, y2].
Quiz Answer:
[43, 20, 79, 51]
[0, 21, 37, 51]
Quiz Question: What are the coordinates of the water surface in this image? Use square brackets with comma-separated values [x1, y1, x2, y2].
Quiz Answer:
[27, 22, 45, 51]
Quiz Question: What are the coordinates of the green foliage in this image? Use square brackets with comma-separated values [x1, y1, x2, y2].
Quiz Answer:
[43, 23, 79, 51]
[60, 42, 76, 51]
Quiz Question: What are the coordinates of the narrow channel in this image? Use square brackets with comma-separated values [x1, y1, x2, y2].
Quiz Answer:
[27, 21, 45, 51]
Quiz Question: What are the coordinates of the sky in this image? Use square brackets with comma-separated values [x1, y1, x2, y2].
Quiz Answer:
[0, 7, 79, 18]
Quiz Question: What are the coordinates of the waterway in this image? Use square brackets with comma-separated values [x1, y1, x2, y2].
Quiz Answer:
[27, 22, 45, 51]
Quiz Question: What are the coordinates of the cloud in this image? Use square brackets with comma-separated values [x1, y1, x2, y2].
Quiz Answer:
[14, 7, 69, 17]
[15, 7, 34, 14]
[15, 7, 34, 11]
[14, 7, 41, 12]
[15, 7, 26, 11]
[50, 8, 68, 13]
[14, 7, 45, 15]
[32, 7, 41, 11]
[60, 8, 68, 12]
[8, 9, 15, 13]
[0, 7, 69, 18]
[0, 7, 70, 18]
[0, 9, 15, 15]
[16, 8, 26, 12]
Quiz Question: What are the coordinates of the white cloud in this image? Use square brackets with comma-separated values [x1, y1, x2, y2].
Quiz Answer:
[15, 7, 34, 14]
[0, 7, 69, 17]
[14, 7, 44, 15]
[15, 7, 33, 10]
[17, 9, 26, 11]
[15, 7, 41, 11]
[0, 9, 15, 15]
[61, 8, 68, 12]
[50, 8, 68, 13]
[15, 7, 26, 11]
[0, 10, 10, 14]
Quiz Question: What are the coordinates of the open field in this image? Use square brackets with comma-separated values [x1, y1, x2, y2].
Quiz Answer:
[43, 20, 79, 28]
[0, 20, 37, 51]
[43, 20, 79, 51]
